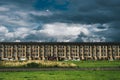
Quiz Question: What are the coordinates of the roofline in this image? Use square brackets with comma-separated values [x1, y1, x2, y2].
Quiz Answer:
[0, 42, 120, 45]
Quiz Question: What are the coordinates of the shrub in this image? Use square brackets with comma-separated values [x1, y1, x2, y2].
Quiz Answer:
[25, 62, 40, 68]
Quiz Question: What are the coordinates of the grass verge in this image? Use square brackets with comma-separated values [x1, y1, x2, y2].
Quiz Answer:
[0, 71, 120, 80]
[63, 60, 120, 68]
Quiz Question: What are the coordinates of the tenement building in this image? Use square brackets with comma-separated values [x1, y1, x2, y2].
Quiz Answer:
[0, 42, 120, 61]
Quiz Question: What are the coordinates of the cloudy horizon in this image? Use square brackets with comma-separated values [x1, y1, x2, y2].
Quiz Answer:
[0, 0, 120, 42]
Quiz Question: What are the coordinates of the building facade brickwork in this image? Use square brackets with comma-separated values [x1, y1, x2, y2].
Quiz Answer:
[0, 42, 120, 61]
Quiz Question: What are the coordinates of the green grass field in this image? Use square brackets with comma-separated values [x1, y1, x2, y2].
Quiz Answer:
[63, 60, 120, 68]
[0, 71, 120, 80]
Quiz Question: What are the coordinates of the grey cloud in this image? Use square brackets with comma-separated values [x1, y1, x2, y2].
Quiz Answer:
[0, 0, 119, 42]
[0, 0, 35, 9]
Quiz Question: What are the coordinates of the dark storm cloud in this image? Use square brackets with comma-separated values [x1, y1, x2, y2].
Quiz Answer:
[1, 0, 119, 24]
[0, 0, 35, 10]
[30, 0, 120, 25]
[34, 0, 69, 10]
[66, 0, 120, 24]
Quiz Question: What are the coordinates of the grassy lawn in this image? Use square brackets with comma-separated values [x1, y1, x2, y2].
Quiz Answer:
[63, 60, 120, 68]
[0, 71, 120, 80]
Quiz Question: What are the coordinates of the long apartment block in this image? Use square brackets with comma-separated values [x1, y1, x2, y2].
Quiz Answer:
[0, 42, 120, 61]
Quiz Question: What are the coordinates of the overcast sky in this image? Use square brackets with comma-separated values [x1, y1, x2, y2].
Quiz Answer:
[0, 0, 120, 42]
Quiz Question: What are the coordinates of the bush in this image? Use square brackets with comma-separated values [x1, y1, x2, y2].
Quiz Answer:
[26, 62, 40, 68]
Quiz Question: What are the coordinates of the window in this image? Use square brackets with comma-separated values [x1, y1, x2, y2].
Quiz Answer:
[97, 46, 100, 48]
[116, 53, 119, 56]
[0, 45, 2, 48]
[76, 54, 78, 56]
[58, 53, 64, 56]
[66, 54, 69, 56]
[27, 46, 30, 48]
[84, 54, 87, 56]
[80, 54, 82, 56]
[97, 50, 99, 52]
[36, 54, 38, 56]
[67, 50, 69, 52]
[80, 46, 83, 48]
[80, 50, 82, 52]
[88, 54, 91, 56]
[103, 53, 106, 56]
[97, 53, 99, 56]
[0, 49, 2, 52]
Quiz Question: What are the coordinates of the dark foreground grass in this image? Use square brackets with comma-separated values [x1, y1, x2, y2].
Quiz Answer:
[0, 71, 120, 80]
[63, 60, 120, 68]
